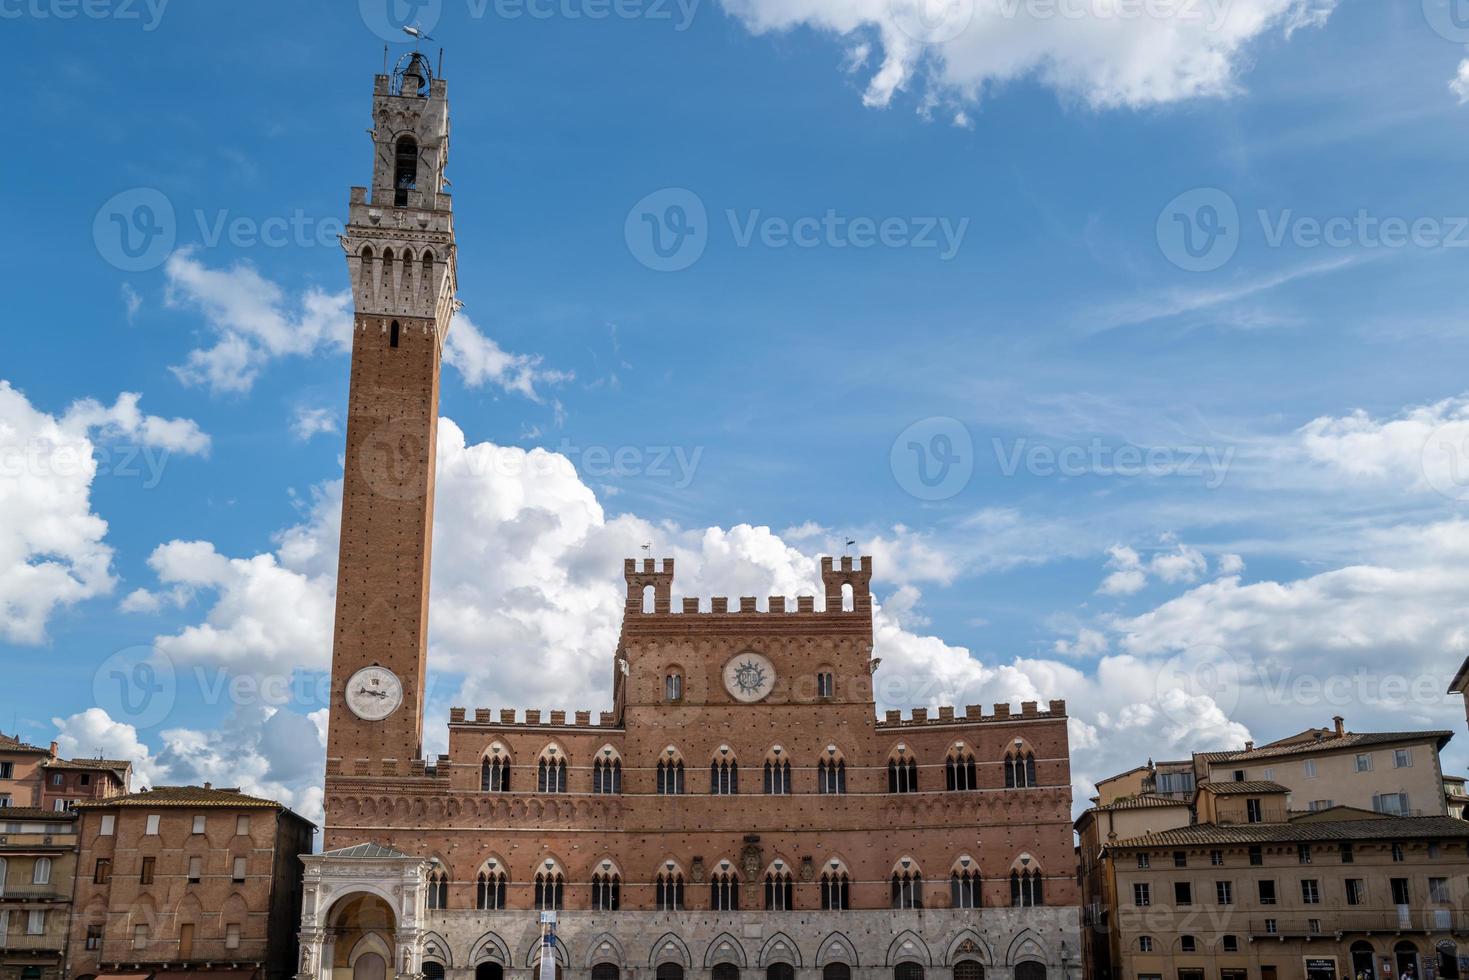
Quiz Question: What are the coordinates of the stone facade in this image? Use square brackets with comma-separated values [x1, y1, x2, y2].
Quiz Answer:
[0, 808, 78, 980]
[303, 58, 1080, 980]
[69, 785, 315, 980]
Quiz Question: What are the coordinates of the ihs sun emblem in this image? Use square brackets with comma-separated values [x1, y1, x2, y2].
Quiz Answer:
[733, 659, 768, 694]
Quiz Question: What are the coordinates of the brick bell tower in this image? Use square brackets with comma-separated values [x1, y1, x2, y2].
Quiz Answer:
[326, 53, 456, 774]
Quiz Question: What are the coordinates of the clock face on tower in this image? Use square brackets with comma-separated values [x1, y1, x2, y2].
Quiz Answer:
[345, 666, 405, 721]
[723, 651, 777, 703]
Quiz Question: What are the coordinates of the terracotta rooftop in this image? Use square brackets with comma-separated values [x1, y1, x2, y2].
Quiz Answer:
[1203, 730, 1452, 764]
[1091, 794, 1188, 812]
[0, 733, 50, 754]
[1106, 814, 1469, 849]
[0, 806, 78, 821]
[1202, 780, 1291, 795]
[72, 785, 286, 809]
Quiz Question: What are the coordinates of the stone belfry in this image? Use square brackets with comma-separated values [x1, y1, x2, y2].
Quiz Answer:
[326, 53, 456, 785]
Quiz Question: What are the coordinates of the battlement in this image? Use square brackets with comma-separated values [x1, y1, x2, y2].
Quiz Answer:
[448, 707, 622, 730]
[876, 699, 1068, 728]
[624, 555, 873, 616]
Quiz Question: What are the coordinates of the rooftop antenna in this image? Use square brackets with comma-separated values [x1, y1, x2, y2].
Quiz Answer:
[382, 44, 388, 74]
[438, 46, 444, 78]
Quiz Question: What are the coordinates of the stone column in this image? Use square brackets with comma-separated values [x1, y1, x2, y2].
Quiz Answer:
[397, 929, 423, 980]
[321, 935, 338, 980]
[298, 929, 326, 980]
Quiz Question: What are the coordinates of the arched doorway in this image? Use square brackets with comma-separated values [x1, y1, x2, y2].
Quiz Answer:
[354, 953, 387, 980]
[329, 893, 397, 980]
[896, 964, 925, 980]
[476, 964, 504, 980]
[1394, 942, 1421, 980]
[657, 965, 686, 980]
[955, 962, 985, 980]
[1015, 963, 1047, 980]
[592, 965, 620, 980]
[825, 965, 852, 980]
[769, 965, 796, 980]
[1439, 943, 1461, 980]
[1350, 941, 1376, 980]
[423, 964, 446, 980]
[713, 966, 740, 980]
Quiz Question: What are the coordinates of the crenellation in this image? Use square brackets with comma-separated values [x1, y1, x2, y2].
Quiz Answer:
[739, 596, 757, 612]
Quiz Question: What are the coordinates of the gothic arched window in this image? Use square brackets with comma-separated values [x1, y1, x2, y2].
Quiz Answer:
[656, 866, 685, 910]
[891, 859, 923, 909]
[1005, 749, 1037, 789]
[657, 756, 685, 795]
[888, 751, 919, 793]
[946, 746, 977, 791]
[764, 864, 794, 911]
[593, 752, 622, 794]
[764, 757, 791, 795]
[711, 756, 738, 795]
[481, 748, 510, 792]
[951, 857, 981, 908]
[538, 749, 567, 794]
[476, 865, 507, 910]
[426, 868, 448, 909]
[821, 862, 851, 910]
[591, 867, 621, 911]
[711, 866, 740, 910]
[818, 756, 847, 794]
[535, 866, 565, 910]
[1011, 868, 1043, 907]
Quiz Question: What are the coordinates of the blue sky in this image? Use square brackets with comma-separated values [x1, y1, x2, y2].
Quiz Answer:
[5, 0, 1469, 821]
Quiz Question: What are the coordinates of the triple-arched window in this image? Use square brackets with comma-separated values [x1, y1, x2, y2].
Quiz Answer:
[951, 856, 981, 908]
[593, 750, 622, 794]
[946, 745, 977, 791]
[889, 750, 919, 793]
[818, 755, 847, 794]
[891, 858, 923, 909]
[711, 752, 739, 795]
[764, 862, 794, 910]
[538, 748, 567, 794]
[476, 863, 507, 910]
[656, 865, 685, 910]
[534, 864, 565, 910]
[657, 753, 686, 795]
[1004, 748, 1037, 789]
[1011, 867, 1044, 907]
[591, 864, 621, 911]
[711, 864, 740, 910]
[481, 745, 511, 792]
[764, 753, 792, 795]
[821, 860, 851, 910]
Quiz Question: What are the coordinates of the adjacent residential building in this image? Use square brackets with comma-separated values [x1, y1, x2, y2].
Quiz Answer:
[1449, 657, 1469, 730]
[69, 786, 314, 980]
[1078, 784, 1469, 980]
[0, 807, 79, 980]
[1194, 718, 1453, 818]
[1444, 776, 1466, 820]
[0, 737, 132, 813]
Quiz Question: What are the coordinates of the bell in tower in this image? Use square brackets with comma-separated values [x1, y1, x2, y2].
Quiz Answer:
[400, 51, 431, 98]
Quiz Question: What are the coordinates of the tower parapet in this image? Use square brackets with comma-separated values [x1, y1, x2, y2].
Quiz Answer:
[622, 555, 874, 617]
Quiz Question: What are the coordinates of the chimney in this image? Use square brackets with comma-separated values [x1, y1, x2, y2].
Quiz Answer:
[1333, 715, 1345, 737]
[203, 782, 212, 790]
[49, 741, 58, 758]
[1244, 740, 1254, 752]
